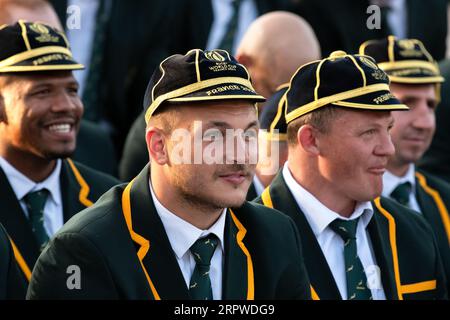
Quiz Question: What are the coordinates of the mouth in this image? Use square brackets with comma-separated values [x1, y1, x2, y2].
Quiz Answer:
[43, 119, 77, 138]
[367, 166, 386, 175]
[218, 171, 250, 185]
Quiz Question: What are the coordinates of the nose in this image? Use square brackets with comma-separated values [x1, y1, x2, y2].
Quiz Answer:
[374, 131, 395, 157]
[224, 131, 256, 165]
[50, 90, 80, 113]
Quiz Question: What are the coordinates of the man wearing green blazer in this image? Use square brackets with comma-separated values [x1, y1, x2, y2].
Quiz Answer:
[0, 223, 26, 299]
[27, 49, 311, 300]
[360, 37, 450, 292]
[255, 50, 448, 300]
[0, 22, 120, 285]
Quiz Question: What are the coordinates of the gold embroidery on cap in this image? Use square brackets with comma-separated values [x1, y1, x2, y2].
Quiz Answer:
[29, 23, 59, 43]
[205, 50, 226, 62]
[359, 56, 378, 70]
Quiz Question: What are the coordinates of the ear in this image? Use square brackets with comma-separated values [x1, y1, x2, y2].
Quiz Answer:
[235, 52, 254, 68]
[298, 125, 320, 155]
[145, 126, 169, 165]
[0, 94, 5, 123]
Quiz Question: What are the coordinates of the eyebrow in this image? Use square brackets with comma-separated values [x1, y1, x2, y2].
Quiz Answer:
[206, 120, 258, 130]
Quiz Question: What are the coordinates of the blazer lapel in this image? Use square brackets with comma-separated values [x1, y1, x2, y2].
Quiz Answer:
[0, 167, 40, 279]
[60, 159, 89, 222]
[266, 173, 341, 299]
[222, 209, 251, 299]
[370, 199, 401, 300]
[124, 166, 189, 300]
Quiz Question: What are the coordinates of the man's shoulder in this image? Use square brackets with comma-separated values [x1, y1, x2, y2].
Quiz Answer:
[232, 201, 296, 232]
[64, 159, 121, 188]
[376, 196, 433, 237]
[57, 184, 127, 240]
[416, 169, 450, 196]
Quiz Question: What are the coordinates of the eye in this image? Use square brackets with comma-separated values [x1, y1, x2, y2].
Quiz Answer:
[33, 89, 51, 97]
[243, 129, 258, 140]
[363, 129, 376, 136]
[67, 86, 79, 95]
[203, 128, 222, 141]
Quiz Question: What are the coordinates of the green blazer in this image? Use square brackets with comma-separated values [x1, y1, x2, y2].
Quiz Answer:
[0, 159, 119, 284]
[27, 165, 311, 300]
[0, 223, 26, 299]
[414, 169, 450, 292]
[254, 173, 448, 300]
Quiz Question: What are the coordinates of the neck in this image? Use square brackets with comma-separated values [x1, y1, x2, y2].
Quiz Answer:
[0, 148, 56, 182]
[255, 171, 275, 188]
[288, 160, 356, 218]
[151, 169, 223, 230]
[387, 158, 410, 177]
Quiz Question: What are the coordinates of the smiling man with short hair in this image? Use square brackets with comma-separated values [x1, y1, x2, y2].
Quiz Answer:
[0, 21, 119, 286]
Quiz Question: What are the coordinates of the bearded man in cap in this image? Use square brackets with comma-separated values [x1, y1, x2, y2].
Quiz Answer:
[0, 21, 119, 286]
[27, 49, 311, 300]
[360, 36, 450, 293]
[255, 50, 448, 300]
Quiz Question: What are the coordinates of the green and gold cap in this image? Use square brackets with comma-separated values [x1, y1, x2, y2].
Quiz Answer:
[143, 49, 266, 123]
[0, 20, 83, 73]
[285, 50, 408, 124]
[259, 84, 288, 141]
[359, 36, 444, 84]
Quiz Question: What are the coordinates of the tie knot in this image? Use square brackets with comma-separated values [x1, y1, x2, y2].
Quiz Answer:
[329, 218, 359, 241]
[190, 234, 219, 266]
[24, 189, 49, 214]
[390, 181, 412, 206]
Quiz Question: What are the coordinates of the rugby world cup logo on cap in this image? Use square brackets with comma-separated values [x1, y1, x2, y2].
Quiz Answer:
[29, 22, 59, 43]
[204, 50, 226, 62]
[359, 56, 378, 70]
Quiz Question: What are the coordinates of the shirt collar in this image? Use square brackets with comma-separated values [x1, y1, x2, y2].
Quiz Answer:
[282, 162, 374, 237]
[252, 174, 265, 197]
[149, 180, 226, 260]
[0, 157, 62, 205]
[382, 163, 416, 198]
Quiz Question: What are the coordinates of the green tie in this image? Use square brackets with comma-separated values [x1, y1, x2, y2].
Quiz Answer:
[218, 0, 242, 53]
[329, 218, 372, 300]
[189, 234, 219, 300]
[82, 0, 109, 121]
[23, 189, 49, 249]
[390, 182, 412, 207]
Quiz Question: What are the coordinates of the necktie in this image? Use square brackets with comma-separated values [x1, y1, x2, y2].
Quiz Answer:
[189, 234, 219, 300]
[23, 189, 49, 249]
[329, 218, 372, 300]
[218, 0, 242, 53]
[390, 181, 412, 207]
[82, 0, 109, 121]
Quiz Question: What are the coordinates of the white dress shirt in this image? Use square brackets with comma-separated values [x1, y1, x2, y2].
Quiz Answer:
[382, 164, 421, 213]
[283, 163, 386, 300]
[252, 174, 265, 197]
[149, 181, 225, 300]
[0, 157, 63, 236]
[206, 0, 258, 55]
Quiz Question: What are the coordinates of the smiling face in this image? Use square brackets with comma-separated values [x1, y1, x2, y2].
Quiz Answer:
[0, 71, 83, 161]
[314, 109, 395, 202]
[388, 83, 437, 172]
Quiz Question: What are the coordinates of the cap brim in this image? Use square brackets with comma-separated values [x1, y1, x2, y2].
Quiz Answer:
[0, 50, 84, 73]
[332, 89, 409, 111]
[167, 82, 266, 103]
[387, 72, 445, 84]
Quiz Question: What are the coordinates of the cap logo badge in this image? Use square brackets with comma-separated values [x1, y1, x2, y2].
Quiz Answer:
[359, 56, 378, 70]
[205, 50, 226, 62]
[29, 23, 59, 43]
[398, 39, 423, 58]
